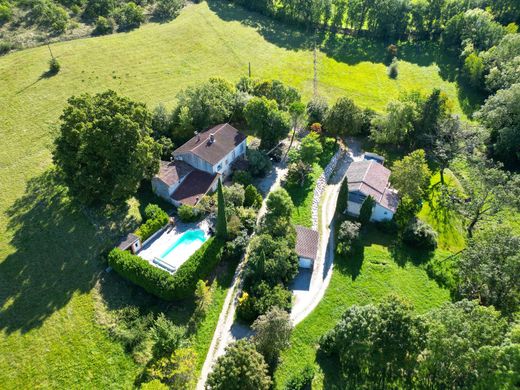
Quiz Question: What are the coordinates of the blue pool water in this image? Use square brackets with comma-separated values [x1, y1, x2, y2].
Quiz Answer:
[158, 229, 207, 270]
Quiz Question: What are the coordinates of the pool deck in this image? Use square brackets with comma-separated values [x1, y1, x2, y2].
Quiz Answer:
[138, 219, 211, 271]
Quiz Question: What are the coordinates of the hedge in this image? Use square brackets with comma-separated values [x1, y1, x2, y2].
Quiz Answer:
[135, 204, 169, 241]
[108, 237, 226, 300]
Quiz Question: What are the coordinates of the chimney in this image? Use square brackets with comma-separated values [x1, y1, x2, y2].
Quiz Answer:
[194, 131, 200, 142]
[209, 133, 215, 143]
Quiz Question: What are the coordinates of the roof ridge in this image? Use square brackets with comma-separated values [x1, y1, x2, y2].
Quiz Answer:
[190, 123, 226, 154]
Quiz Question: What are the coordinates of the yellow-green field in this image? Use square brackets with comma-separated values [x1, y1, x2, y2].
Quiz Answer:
[0, 1, 471, 388]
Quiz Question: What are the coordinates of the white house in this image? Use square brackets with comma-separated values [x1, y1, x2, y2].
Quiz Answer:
[345, 159, 399, 221]
[152, 123, 247, 206]
[295, 225, 319, 269]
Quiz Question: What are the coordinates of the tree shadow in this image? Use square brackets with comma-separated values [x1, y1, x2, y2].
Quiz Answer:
[388, 241, 435, 268]
[0, 170, 136, 334]
[316, 349, 345, 390]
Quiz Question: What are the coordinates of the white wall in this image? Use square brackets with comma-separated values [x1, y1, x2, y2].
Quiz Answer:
[371, 203, 394, 222]
[212, 140, 247, 176]
[346, 200, 362, 217]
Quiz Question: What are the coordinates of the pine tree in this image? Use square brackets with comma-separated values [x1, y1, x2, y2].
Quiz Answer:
[216, 178, 227, 239]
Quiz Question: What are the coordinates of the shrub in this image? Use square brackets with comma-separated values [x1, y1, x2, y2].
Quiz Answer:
[247, 148, 272, 177]
[31, 0, 69, 34]
[48, 57, 60, 75]
[141, 379, 169, 390]
[108, 237, 226, 300]
[402, 219, 437, 250]
[150, 313, 184, 356]
[337, 221, 360, 255]
[233, 170, 253, 187]
[0, 2, 13, 23]
[113, 2, 144, 31]
[299, 132, 323, 164]
[177, 204, 201, 222]
[359, 195, 375, 224]
[84, 0, 116, 20]
[306, 95, 328, 126]
[285, 365, 315, 390]
[135, 204, 169, 241]
[223, 183, 245, 207]
[244, 184, 262, 209]
[286, 161, 312, 187]
[153, 0, 184, 21]
[237, 282, 292, 323]
[388, 57, 399, 79]
[93, 15, 114, 35]
[236, 207, 257, 233]
[0, 40, 17, 55]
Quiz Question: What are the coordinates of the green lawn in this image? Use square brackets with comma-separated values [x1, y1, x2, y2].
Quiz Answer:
[286, 163, 323, 228]
[274, 227, 451, 388]
[0, 1, 473, 387]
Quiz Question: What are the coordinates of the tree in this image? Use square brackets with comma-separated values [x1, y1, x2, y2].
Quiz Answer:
[284, 101, 306, 160]
[286, 160, 312, 187]
[252, 306, 292, 367]
[457, 227, 520, 314]
[113, 2, 144, 31]
[324, 97, 363, 138]
[475, 83, 520, 169]
[153, 0, 184, 21]
[205, 339, 272, 390]
[244, 96, 291, 151]
[223, 183, 245, 208]
[84, 0, 116, 20]
[194, 280, 212, 318]
[417, 300, 509, 389]
[359, 195, 375, 224]
[263, 188, 294, 231]
[53, 90, 160, 205]
[481, 34, 520, 92]
[416, 88, 450, 145]
[337, 220, 361, 255]
[244, 184, 263, 209]
[252, 79, 300, 110]
[402, 218, 437, 250]
[390, 149, 431, 211]
[455, 159, 520, 237]
[247, 148, 272, 177]
[93, 15, 114, 35]
[306, 95, 329, 126]
[175, 78, 236, 132]
[319, 296, 425, 388]
[147, 347, 197, 389]
[216, 178, 227, 239]
[347, 0, 374, 33]
[299, 132, 323, 164]
[366, 0, 411, 39]
[150, 314, 185, 356]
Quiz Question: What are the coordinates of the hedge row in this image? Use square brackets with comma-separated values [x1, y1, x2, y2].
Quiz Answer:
[108, 237, 226, 300]
[135, 204, 169, 241]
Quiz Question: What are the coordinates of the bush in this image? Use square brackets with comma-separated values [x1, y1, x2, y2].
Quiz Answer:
[177, 204, 201, 222]
[108, 237, 226, 300]
[233, 170, 253, 187]
[247, 149, 272, 177]
[402, 219, 437, 250]
[141, 379, 169, 390]
[93, 15, 114, 35]
[286, 161, 312, 187]
[223, 183, 245, 207]
[0, 2, 13, 23]
[84, 0, 116, 20]
[31, 0, 69, 34]
[285, 365, 315, 390]
[135, 204, 169, 241]
[237, 207, 257, 233]
[244, 184, 262, 209]
[388, 57, 399, 79]
[48, 57, 60, 75]
[150, 313, 184, 356]
[153, 0, 184, 21]
[0, 39, 17, 55]
[113, 2, 144, 31]
[237, 282, 292, 323]
[337, 220, 360, 255]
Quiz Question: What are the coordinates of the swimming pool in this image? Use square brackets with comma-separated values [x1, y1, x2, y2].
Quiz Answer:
[154, 229, 207, 271]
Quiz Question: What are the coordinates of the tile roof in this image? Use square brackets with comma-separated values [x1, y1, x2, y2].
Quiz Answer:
[117, 233, 140, 251]
[171, 170, 220, 206]
[295, 225, 319, 261]
[346, 160, 398, 212]
[174, 123, 247, 166]
[155, 160, 194, 187]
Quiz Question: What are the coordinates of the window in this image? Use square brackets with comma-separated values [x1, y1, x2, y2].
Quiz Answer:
[240, 143, 245, 152]
[217, 164, 222, 172]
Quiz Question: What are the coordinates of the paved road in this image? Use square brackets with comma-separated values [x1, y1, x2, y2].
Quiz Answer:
[196, 162, 287, 390]
[290, 139, 363, 324]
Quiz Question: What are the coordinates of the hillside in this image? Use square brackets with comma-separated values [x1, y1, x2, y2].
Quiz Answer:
[0, 2, 472, 388]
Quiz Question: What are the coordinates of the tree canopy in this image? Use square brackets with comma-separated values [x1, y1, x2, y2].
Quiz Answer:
[53, 90, 160, 205]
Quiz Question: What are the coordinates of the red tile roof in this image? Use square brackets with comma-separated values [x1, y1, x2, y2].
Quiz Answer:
[174, 124, 247, 166]
[171, 170, 220, 206]
[295, 225, 319, 260]
[156, 160, 194, 187]
[346, 160, 399, 212]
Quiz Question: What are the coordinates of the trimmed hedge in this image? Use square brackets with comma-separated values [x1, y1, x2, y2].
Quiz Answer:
[108, 237, 226, 300]
[135, 204, 169, 241]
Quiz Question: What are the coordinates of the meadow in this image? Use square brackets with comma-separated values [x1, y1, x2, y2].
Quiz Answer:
[0, 1, 473, 387]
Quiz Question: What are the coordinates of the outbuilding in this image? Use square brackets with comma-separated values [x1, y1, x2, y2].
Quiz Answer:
[295, 225, 319, 269]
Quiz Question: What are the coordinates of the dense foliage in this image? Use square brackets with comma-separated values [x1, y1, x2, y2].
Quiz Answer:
[402, 218, 437, 250]
[252, 306, 292, 367]
[135, 204, 169, 241]
[108, 237, 226, 300]
[53, 90, 160, 205]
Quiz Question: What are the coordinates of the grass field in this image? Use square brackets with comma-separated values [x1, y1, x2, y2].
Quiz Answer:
[0, 1, 474, 387]
[274, 227, 451, 389]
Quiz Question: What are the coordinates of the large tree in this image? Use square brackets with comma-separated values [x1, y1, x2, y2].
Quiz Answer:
[457, 227, 520, 314]
[252, 306, 292, 367]
[53, 90, 160, 205]
[205, 340, 271, 390]
[216, 178, 227, 239]
[455, 158, 520, 237]
[324, 96, 363, 138]
[475, 83, 520, 169]
[244, 96, 291, 151]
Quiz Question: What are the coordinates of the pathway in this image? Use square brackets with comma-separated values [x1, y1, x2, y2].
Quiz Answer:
[196, 162, 287, 390]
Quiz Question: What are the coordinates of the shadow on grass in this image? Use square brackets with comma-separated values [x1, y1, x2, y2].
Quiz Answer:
[316, 349, 345, 390]
[0, 170, 137, 334]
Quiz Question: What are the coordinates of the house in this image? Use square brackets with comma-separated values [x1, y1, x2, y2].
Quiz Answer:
[152, 123, 247, 206]
[345, 160, 399, 221]
[295, 225, 319, 269]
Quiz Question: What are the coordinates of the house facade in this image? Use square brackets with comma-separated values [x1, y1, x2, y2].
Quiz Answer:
[345, 159, 399, 221]
[152, 123, 247, 206]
